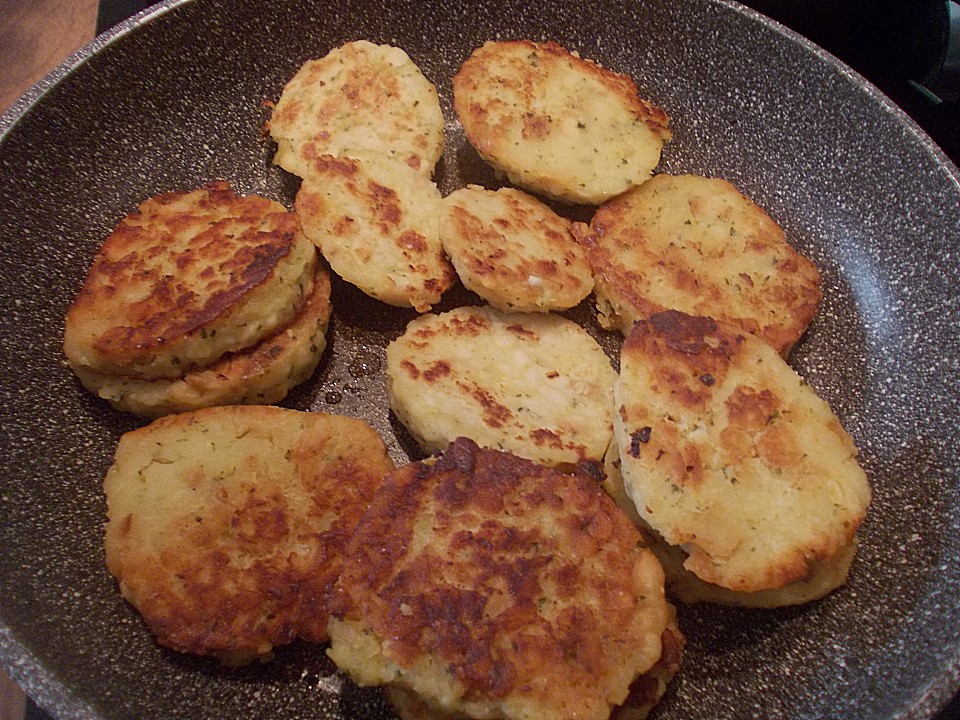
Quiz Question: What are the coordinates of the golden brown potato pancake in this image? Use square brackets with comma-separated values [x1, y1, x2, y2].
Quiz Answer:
[453, 40, 670, 204]
[64, 181, 317, 380]
[614, 310, 871, 593]
[104, 405, 394, 661]
[328, 438, 674, 720]
[578, 173, 821, 356]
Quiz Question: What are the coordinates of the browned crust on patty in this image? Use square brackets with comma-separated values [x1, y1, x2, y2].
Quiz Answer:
[64, 181, 316, 378]
[579, 174, 821, 355]
[103, 406, 394, 659]
[611, 621, 684, 720]
[329, 437, 670, 720]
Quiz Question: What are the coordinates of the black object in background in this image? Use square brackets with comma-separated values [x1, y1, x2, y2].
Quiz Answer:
[743, 0, 959, 165]
[95, 0, 959, 164]
[95, 0, 155, 33]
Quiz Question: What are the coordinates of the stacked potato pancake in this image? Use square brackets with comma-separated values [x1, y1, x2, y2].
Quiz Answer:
[103, 405, 394, 662]
[271, 41, 455, 312]
[611, 311, 871, 605]
[328, 438, 678, 720]
[602, 438, 860, 608]
[63, 181, 328, 416]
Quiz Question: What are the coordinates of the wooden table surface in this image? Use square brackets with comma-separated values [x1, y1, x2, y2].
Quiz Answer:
[1, 0, 99, 713]
[1, 0, 98, 113]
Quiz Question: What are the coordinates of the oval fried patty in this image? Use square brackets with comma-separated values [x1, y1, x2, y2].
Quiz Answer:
[327, 438, 673, 720]
[63, 181, 318, 380]
[601, 440, 859, 608]
[72, 266, 332, 417]
[295, 153, 455, 312]
[386, 305, 617, 467]
[103, 405, 394, 661]
[614, 310, 871, 593]
[270, 40, 444, 178]
[453, 40, 670, 205]
[579, 173, 822, 355]
[440, 185, 593, 312]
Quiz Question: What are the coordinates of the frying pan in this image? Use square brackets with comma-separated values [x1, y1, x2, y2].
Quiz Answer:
[1, 0, 959, 718]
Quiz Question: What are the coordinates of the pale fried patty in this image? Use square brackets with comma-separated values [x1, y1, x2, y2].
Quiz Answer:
[385, 305, 616, 467]
[295, 153, 455, 312]
[72, 266, 331, 418]
[327, 438, 673, 720]
[614, 310, 871, 593]
[601, 439, 859, 608]
[578, 173, 822, 355]
[439, 185, 593, 312]
[63, 182, 317, 380]
[452, 40, 670, 205]
[652, 530, 859, 608]
[270, 40, 444, 178]
[103, 405, 394, 661]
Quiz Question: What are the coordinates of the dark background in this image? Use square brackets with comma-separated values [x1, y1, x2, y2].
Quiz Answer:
[744, 0, 959, 165]
[23, 1, 959, 719]
[94, 0, 960, 167]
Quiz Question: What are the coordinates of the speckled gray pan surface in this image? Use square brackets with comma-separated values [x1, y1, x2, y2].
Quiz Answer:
[1, 0, 958, 718]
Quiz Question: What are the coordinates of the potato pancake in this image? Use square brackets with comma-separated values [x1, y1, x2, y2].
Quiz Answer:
[63, 182, 317, 380]
[385, 305, 616, 467]
[614, 310, 871, 593]
[602, 439, 860, 607]
[327, 438, 673, 720]
[103, 405, 394, 661]
[295, 153, 455, 312]
[270, 40, 444, 178]
[579, 173, 821, 355]
[440, 185, 593, 312]
[385, 617, 682, 720]
[453, 40, 670, 204]
[72, 266, 331, 417]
